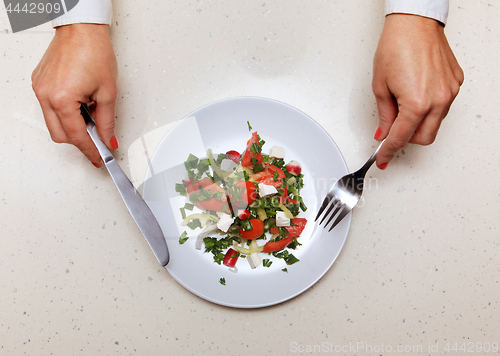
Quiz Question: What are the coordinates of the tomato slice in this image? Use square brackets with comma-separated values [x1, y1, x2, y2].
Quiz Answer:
[186, 177, 219, 194]
[241, 132, 263, 167]
[270, 218, 307, 238]
[230, 181, 257, 209]
[186, 177, 228, 212]
[239, 219, 265, 240]
[197, 199, 226, 212]
[262, 236, 293, 253]
[250, 164, 285, 188]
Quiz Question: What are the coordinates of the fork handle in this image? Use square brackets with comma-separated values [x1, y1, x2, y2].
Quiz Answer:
[357, 140, 385, 177]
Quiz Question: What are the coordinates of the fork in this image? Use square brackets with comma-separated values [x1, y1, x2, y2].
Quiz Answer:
[315, 140, 384, 231]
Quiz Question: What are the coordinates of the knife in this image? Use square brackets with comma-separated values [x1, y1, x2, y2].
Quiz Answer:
[81, 103, 169, 266]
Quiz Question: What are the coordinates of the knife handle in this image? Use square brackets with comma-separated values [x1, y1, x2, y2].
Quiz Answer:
[81, 103, 114, 162]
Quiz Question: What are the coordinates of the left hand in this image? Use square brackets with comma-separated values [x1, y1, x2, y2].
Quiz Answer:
[372, 14, 464, 169]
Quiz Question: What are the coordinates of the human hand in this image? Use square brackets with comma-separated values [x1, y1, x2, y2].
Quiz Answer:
[372, 14, 464, 169]
[32, 24, 118, 168]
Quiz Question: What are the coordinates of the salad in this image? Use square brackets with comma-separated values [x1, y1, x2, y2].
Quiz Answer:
[175, 124, 308, 271]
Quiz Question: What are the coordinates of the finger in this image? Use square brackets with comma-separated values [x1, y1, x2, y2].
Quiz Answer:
[372, 81, 398, 141]
[34, 84, 70, 143]
[56, 103, 103, 167]
[408, 107, 447, 145]
[376, 106, 428, 168]
[39, 99, 69, 144]
[92, 90, 117, 150]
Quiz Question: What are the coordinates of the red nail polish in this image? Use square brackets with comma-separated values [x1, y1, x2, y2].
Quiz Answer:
[92, 162, 100, 168]
[374, 127, 382, 141]
[379, 162, 389, 170]
[110, 136, 119, 150]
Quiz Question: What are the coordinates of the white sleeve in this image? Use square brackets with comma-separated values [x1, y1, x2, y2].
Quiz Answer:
[52, 0, 113, 27]
[385, 0, 449, 25]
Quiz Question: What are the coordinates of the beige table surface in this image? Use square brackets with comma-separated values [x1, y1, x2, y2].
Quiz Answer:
[1, 1, 499, 355]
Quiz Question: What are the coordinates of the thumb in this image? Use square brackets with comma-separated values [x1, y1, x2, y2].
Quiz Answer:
[376, 106, 424, 168]
[92, 95, 117, 150]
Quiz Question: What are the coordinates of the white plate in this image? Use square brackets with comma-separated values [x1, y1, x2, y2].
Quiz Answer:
[142, 97, 351, 308]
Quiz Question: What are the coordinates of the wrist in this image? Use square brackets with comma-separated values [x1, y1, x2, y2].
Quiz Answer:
[385, 13, 444, 31]
[383, 13, 445, 39]
[55, 23, 109, 39]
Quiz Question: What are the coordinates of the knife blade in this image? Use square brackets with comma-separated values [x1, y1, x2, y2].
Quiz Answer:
[80, 104, 169, 266]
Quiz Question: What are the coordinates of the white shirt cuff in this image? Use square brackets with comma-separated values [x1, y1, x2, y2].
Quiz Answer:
[385, 0, 449, 25]
[52, 0, 113, 27]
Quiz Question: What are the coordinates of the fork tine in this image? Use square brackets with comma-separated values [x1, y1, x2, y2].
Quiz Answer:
[319, 199, 342, 225]
[323, 201, 345, 228]
[315, 195, 333, 221]
[327, 206, 350, 231]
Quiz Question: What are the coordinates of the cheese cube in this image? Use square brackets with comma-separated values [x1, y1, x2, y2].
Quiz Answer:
[247, 253, 262, 269]
[220, 158, 238, 172]
[270, 145, 285, 159]
[258, 183, 278, 198]
[217, 213, 234, 232]
[276, 211, 290, 227]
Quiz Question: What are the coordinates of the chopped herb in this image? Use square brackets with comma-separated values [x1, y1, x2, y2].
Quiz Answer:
[219, 277, 226, 285]
[288, 237, 301, 250]
[180, 207, 186, 219]
[253, 162, 264, 173]
[285, 254, 300, 265]
[214, 252, 225, 265]
[179, 231, 189, 244]
[184, 203, 195, 211]
[273, 170, 279, 181]
[282, 268, 288, 273]
[272, 158, 285, 169]
[204, 236, 239, 264]
[175, 183, 187, 196]
[187, 219, 202, 230]
[251, 156, 257, 165]
[265, 210, 276, 217]
[247, 121, 252, 131]
[216, 153, 225, 165]
[197, 158, 210, 174]
[262, 259, 273, 268]
[250, 142, 262, 154]
[188, 192, 203, 203]
[272, 249, 289, 260]
[240, 219, 253, 231]
[184, 153, 199, 170]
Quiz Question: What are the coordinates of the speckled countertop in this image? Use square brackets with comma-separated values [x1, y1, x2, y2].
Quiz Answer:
[1, 1, 499, 355]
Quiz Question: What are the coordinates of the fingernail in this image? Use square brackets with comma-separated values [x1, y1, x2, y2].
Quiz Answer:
[110, 136, 119, 150]
[374, 127, 382, 141]
[92, 162, 101, 168]
[379, 162, 389, 170]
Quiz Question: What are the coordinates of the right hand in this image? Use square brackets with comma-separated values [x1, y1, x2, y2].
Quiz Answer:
[32, 24, 118, 168]
[372, 14, 464, 169]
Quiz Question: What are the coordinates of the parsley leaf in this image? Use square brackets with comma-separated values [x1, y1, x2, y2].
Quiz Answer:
[179, 231, 189, 244]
